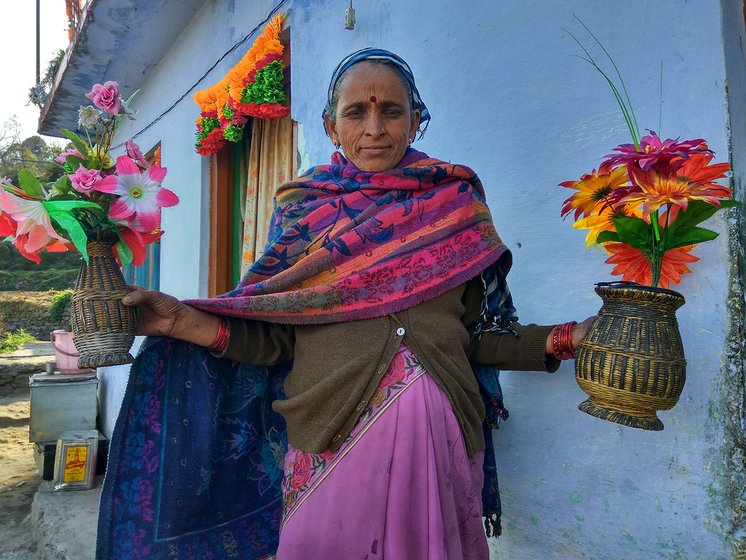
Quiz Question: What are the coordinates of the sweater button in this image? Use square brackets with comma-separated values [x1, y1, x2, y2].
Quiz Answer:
[396, 327, 405, 336]
[332, 434, 341, 442]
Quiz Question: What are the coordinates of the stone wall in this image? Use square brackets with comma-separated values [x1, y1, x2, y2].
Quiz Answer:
[0, 292, 72, 340]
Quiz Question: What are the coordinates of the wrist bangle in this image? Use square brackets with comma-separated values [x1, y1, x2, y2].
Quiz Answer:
[551, 321, 577, 360]
[207, 316, 230, 354]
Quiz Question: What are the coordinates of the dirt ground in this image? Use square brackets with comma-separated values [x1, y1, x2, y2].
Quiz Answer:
[0, 385, 41, 559]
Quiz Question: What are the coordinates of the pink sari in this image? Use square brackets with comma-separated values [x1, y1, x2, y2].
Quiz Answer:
[276, 344, 489, 559]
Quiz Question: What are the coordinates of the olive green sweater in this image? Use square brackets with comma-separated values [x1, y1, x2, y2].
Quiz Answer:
[217, 277, 559, 456]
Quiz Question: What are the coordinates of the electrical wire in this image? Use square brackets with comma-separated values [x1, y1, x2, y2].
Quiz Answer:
[112, 0, 288, 149]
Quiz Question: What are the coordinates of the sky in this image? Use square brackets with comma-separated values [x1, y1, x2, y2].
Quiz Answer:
[1, 1, 70, 142]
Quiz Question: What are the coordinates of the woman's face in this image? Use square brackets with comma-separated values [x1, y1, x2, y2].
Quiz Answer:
[324, 62, 421, 172]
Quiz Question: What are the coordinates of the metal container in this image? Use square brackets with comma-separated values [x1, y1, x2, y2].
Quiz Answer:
[34, 436, 109, 481]
[53, 430, 99, 491]
[29, 372, 98, 443]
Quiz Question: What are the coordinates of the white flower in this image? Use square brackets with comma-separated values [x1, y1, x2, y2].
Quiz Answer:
[78, 105, 102, 129]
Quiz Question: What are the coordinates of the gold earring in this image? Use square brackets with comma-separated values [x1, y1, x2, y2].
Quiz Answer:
[381, 127, 386, 134]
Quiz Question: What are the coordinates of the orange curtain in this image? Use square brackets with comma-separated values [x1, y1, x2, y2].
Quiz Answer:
[240, 116, 294, 274]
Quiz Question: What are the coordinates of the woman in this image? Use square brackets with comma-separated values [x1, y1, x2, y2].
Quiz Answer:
[98, 48, 591, 560]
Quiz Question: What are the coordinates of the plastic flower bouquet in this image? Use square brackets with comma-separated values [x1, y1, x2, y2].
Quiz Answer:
[560, 25, 733, 289]
[0, 80, 179, 267]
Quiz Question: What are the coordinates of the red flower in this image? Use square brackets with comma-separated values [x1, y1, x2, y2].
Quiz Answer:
[0, 212, 16, 237]
[196, 127, 226, 156]
[320, 449, 336, 461]
[233, 101, 290, 119]
[116, 227, 164, 267]
[290, 453, 312, 489]
[605, 243, 699, 288]
[380, 351, 407, 388]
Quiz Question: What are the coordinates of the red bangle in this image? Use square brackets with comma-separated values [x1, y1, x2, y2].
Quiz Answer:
[551, 321, 577, 361]
[207, 316, 230, 353]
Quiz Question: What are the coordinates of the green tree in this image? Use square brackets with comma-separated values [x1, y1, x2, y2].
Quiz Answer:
[0, 132, 64, 185]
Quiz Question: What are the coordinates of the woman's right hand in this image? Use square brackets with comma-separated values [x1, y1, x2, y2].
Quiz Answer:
[122, 287, 187, 338]
[122, 287, 224, 348]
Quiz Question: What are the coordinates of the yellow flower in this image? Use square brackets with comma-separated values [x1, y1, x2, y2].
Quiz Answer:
[560, 166, 628, 220]
[573, 209, 616, 250]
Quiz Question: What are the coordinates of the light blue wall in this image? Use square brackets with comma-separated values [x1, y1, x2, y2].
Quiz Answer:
[290, 1, 737, 558]
[99, 0, 743, 557]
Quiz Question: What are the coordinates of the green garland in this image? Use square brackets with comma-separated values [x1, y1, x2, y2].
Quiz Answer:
[241, 61, 287, 105]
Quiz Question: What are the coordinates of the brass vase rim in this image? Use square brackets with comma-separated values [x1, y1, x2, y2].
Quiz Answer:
[594, 281, 685, 302]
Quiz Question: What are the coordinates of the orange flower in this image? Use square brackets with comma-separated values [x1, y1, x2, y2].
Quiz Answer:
[625, 165, 731, 219]
[605, 243, 699, 288]
[560, 165, 628, 220]
[677, 152, 731, 194]
[194, 13, 286, 110]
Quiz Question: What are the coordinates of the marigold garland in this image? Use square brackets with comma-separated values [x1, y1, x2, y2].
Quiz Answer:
[194, 13, 289, 156]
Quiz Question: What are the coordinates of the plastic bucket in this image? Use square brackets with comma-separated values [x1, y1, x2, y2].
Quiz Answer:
[50, 330, 94, 374]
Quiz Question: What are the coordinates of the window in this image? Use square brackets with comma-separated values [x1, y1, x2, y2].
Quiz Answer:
[123, 143, 162, 290]
[208, 117, 295, 296]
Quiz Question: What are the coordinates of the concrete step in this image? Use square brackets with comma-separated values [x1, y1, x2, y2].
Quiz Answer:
[31, 477, 101, 559]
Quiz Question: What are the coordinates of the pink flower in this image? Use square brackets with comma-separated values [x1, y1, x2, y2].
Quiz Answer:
[290, 453, 312, 489]
[604, 131, 711, 172]
[85, 81, 121, 115]
[125, 140, 149, 168]
[0, 188, 67, 263]
[68, 165, 106, 195]
[55, 148, 84, 164]
[95, 155, 178, 232]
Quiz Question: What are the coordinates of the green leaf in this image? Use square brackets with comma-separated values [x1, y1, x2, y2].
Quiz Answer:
[17, 169, 45, 198]
[65, 155, 84, 169]
[664, 226, 719, 250]
[116, 238, 133, 267]
[52, 175, 70, 190]
[668, 200, 723, 232]
[59, 128, 89, 156]
[612, 215, 652, 250]
[123, 88, 140, 107]
[596, 231, 621, 244]
[663, 199, 737, 250]
[43, 200, 100, 212]
[42, 200, 102, 262]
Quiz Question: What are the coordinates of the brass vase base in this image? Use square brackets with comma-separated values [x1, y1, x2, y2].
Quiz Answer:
[578, 399, 664, 431]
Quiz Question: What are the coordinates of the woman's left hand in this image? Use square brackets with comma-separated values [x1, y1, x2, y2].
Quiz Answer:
[571, 316, 596, 349]
[544, 316, 597, 357]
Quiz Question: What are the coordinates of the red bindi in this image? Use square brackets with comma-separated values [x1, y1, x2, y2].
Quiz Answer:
[370, 95, 377, 103]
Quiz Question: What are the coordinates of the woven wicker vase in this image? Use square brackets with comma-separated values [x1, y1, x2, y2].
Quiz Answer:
[70, 235, 136, 369]
[574, 282, 686, 431]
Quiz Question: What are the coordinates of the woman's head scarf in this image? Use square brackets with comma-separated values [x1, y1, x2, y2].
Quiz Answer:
[323, 47, 431, 133]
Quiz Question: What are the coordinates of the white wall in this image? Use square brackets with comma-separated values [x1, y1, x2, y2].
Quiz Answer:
[98, 0, 281, 438]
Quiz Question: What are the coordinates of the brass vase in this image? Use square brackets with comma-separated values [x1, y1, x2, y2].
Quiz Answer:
[574, 282, 686, 431]
[70, 234, 136, 368]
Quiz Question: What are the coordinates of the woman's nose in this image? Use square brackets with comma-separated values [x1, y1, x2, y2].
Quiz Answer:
[364, 112, 385, 136]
